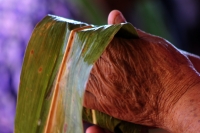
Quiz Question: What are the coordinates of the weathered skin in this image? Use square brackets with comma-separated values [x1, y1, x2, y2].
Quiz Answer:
[83, 29, 200, 132]
[83, 9, 200, 133]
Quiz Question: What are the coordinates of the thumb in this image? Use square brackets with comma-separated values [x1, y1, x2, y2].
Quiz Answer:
[107, 10, 126, 24]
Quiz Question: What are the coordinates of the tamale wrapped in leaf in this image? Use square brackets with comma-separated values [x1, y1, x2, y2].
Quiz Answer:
[15, 15, 147, 133]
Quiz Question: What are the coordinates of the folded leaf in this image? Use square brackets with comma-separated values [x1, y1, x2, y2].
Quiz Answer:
[15, 15, 145, 133]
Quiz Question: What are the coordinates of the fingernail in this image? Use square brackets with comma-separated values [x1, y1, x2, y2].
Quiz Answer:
[114, 13, 126, 24]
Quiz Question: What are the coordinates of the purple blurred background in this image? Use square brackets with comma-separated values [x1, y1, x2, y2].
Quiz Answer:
[0, 0, 199, 132]
[0, 1, 73, 132]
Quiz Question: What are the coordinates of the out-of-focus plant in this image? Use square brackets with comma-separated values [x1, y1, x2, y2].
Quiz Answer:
[68, 0, 107, 24]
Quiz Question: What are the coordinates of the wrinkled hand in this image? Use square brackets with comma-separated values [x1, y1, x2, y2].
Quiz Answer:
[84, 10, 200, 133]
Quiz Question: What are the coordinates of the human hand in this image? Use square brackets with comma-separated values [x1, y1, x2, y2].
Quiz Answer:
[85, 125, 112, 133]
[84, 10, 200, 133]
[107, 10, 200, 74]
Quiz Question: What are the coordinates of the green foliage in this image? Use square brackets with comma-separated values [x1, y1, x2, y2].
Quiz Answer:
[15, 15, 145, 133]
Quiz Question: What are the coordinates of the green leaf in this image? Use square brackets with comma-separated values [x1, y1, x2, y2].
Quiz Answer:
[14, 15, 145, 133]
[82, 108, 145, 133]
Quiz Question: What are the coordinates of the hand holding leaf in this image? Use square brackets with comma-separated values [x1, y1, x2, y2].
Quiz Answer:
[84, 10, 200, 133]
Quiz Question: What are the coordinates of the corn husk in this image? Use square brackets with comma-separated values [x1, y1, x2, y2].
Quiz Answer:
[15, 15, 146, 133]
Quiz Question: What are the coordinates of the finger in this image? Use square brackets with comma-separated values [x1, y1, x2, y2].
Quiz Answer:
[86, 126, 104, 133]
[86, 125, 112, 133]
[136, 28, 154, 38]
[107, 10, 126, 24]
[107, 10, 151, 39]
[83, 90, 98, 110]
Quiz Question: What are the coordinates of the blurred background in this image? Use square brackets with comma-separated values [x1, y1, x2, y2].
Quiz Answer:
[0, 0, 199, 132]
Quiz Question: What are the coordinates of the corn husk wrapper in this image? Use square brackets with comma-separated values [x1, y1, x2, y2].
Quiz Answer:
[15, 15, 146, 133]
